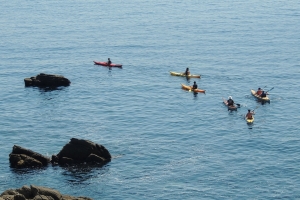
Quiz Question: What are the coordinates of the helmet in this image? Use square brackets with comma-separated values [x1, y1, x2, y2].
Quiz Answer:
[228, 96, 232, 99]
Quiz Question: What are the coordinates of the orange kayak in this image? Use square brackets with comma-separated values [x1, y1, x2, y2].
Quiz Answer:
[181, 83, 205, 93]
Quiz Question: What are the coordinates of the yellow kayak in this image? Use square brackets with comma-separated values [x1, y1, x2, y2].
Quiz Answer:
[246, 116, 254, 124]
[251, 89, 270, 102]
[170, 71, 201, 78]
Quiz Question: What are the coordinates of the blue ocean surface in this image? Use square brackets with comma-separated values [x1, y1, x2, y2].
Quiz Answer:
[1, 0, 300, 199]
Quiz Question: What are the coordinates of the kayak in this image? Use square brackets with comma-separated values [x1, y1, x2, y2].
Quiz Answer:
[222, 98, 238, 111]
[246, 116, 254, 124]
[170, 71, 201, 78]
[181, 83, 205, 93]
[251, 89, 270, 102]
[93, 61, 122, 68]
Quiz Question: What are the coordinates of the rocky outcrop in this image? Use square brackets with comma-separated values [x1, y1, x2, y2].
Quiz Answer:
[9, 145, 50, 168]
[9, 139, 111, 168]
[0, 185, 93, 200]
[51, 138, 111, 166]
[24, 73, 71, 87]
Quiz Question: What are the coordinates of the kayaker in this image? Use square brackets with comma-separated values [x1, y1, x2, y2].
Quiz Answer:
[227, 96, 234, 106]
[256, 88, 263, 95]
[184, 68, 190, 76]
[246, 109, 254, 119]
[107, 58, 112, 66]
[192, 81, 198, 89]
[260, 91, 267, 98]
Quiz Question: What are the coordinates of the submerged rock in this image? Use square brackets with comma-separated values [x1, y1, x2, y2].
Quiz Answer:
[9, 145, 50, 168]
[24, 73, 70, 87]
[0, 185, 93, 200]
[51, 138, 111, 166]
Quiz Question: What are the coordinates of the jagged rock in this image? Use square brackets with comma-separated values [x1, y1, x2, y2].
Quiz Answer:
[12, 145, 50, 166]
[9, 145, 50, 168]
[0, 195, 14, 200]
[24, 73, 70, 87]
[31, 185, 62, 200]
[52, 138, 111, 166]
[60, 157, 74, 165]
[33, 195, 54, 200]
[9, 154, 43, 168]
[86, 153, 106, 163]
[0, 185, 93, 200]
[16, 186, 32, 199]
[13, 194, 26, 200]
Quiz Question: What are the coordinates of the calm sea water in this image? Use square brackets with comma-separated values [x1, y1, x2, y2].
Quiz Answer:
[1, 0, 300, 199]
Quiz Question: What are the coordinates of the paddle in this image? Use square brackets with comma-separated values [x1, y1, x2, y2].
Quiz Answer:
[265, 87, 274, 93]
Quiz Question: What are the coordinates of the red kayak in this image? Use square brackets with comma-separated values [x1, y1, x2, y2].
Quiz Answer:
[93, 61, 122, 68]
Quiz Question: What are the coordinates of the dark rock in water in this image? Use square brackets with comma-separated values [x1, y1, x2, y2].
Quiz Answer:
[9, 154, 43, 168]
[24, 73, 71, 87]
[51, 138, 111, 166]
[0, 185, 93, 200]
[9, 145, 50, 168]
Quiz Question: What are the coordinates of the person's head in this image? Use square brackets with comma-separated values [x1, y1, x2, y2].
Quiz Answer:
[228, 96, 232, 99]
[186, 68, 189, 70]
[194, 81, 196, 84]
[248, 109, 251, 112]
[258, 88, 261, 90]
[108, 58, 110, 60]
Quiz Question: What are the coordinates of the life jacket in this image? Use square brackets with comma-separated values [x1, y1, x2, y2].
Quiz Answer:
[227, 99, 234, 106]
[256, 90, 262, 95]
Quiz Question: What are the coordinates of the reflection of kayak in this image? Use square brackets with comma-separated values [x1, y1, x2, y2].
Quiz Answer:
[170, 71, 201, 78]
[246, 116, 254, 124]
[93, 61, 122, 68]
[181, 83, 205, 93]
[251, 89, 270, 102]
[222, 98, 237, 111]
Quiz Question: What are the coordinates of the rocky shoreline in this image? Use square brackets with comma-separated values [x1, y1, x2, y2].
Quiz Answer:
[6, 138, 111, 199]
[0, 185, 92, 200]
